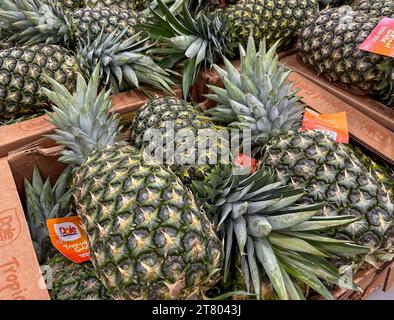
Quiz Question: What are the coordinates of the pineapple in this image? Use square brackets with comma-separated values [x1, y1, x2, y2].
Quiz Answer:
[43, 65, 223, 300]
[351, 0, 394, 18]
[0, 31, 173, 120]
[192, 163, 369, 300]
[143, 0, 319, 98]
[222, 0, 319, 47]
[47, 254, 110, 300]
[130, 97, 228, 183]
[262, 130, 394, 253]
[0, 45, 79, 120]
[0, 0, 146, 46]
[297, 7, 394, 106]
[203, 36, 394, 257]
[24, 166, 110, 300]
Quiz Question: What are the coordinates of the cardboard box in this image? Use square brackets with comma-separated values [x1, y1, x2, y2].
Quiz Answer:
[0, 88, 180, 158]
[0, 155, 50, 300]
[281, 54, 394, 132]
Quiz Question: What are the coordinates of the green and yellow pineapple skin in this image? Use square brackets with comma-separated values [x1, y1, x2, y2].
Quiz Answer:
[263, 130, 394, 251]
[56, 0, 82, 11]
[223, 0, 319, 47]
[48, 254, 110, 300]
[71, 7, 146, 41]
[0, 45, 78, 120]
[130, 98, 204, 146]
[298, 7, 394, 106]
[85, 0, 146, 10]
[130, 97, 227, 183]
[0, 1, 146, 46]
[73, 145, 223, 299]
[351, 0, 394, 18]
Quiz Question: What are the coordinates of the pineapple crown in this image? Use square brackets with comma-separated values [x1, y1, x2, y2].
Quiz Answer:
[24, 166, 73, 263]
[77, 29, 175, 94]
[205, 35, 304, 151]
[141, 0, 235, 99]
[44, 64, 122, 167]
[192, 163, 369, 300]
[0, 0, 73, 45]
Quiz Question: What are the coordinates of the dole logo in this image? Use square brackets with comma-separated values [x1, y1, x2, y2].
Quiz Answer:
[0, 209, 21, 247]
[54, 222, 81, 242]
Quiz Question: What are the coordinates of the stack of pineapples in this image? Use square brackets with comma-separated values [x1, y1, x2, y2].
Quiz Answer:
[1, 0, 392, 300]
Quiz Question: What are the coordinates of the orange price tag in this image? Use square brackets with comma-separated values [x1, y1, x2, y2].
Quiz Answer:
[46, 216, 90, 263]
[301, 109, 349, 144]
[360, 17, 394, 58]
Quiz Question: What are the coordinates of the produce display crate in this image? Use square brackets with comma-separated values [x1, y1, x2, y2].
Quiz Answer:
[1, 138, 393, 300]
[281, 54, 394, 133]
[0, 88, 180, 158]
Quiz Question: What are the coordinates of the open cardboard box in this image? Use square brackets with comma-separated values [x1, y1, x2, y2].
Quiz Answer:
[194, 58, 394, 165]
[1, 138, 394, 300]
[0, 142, 62, 300]
[0, 88, 181, 158]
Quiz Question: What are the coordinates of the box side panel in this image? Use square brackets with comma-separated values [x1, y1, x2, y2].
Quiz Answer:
[0, 157, 49, 300]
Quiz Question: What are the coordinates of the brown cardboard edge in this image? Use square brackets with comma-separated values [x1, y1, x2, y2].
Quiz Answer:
[0, 88, 181, 158]
[0, 157, 50, 300]
[281, 54, 394, 132]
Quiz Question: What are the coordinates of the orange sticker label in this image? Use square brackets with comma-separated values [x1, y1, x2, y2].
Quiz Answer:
[46, 216, 90, 263]
[301, 109, 349, 144]
[360, 17, 394, 57]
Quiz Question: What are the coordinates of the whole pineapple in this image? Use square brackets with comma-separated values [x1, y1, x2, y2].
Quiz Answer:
[143, 0, 319, 98]
[204, 36, 394, 257]
[351, 0, 394, 18]
[44, 65, 223, 300]
[0, 30, 173, 120]
[0, 0, 146, 46]
[298, 7, 394, 106]
[223, 0, 319, 47]
[24, 166, 110, 300]
[130, 97, 228, 183]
